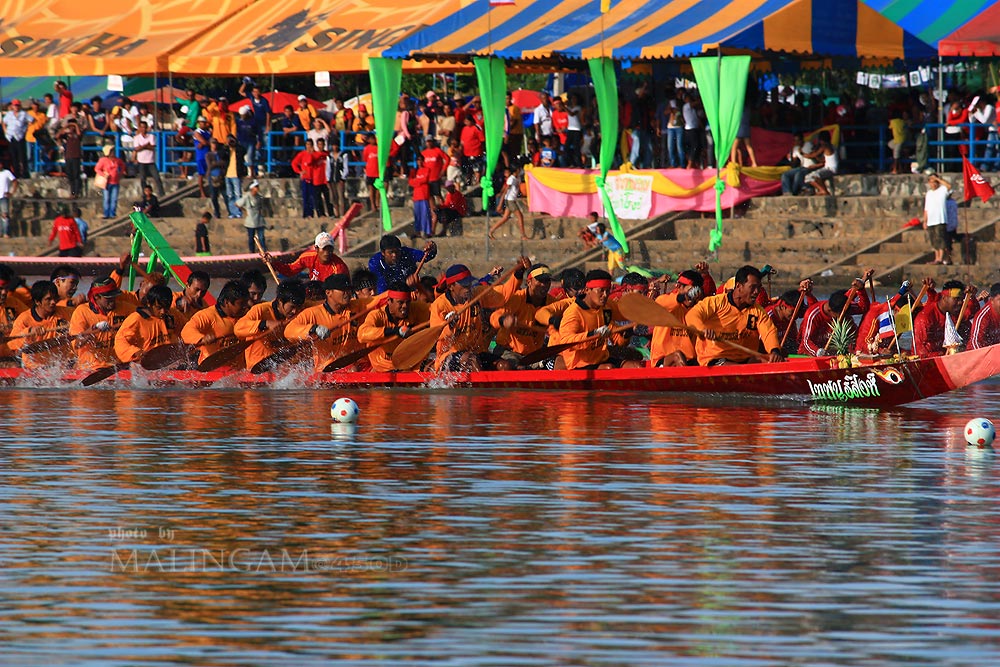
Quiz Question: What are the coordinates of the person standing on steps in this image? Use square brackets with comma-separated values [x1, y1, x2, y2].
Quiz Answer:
[923, 172, 952, 266]
[235, 180, 267, 254]
[489, 166, 527, 240]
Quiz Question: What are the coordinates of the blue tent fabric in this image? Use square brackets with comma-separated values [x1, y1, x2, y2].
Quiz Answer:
[863, 0, 995, 48]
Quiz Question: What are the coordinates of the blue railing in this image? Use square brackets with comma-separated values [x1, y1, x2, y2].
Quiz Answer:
[28, 129, 407, 178]
[29, 123, 995, 179]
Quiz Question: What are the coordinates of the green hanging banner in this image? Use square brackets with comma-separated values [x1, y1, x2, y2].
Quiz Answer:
[587, 57, 628, 255]
[473, 56, 507, 203]
[368, 57, 402, 232]
[690, 55, 750, 253]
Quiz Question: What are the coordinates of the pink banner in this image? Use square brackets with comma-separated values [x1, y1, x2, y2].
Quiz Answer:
[526, 168, 783, 217]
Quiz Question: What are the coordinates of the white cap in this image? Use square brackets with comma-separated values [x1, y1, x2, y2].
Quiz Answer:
[249, 180, 260, 189]
[297, 94, 307, 101]
[239, 106, 251, 115]
[314, 232, 334, 248]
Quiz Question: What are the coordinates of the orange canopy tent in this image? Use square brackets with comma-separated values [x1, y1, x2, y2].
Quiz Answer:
[166, 0, 469, 75]
[0, 0, 250, 76]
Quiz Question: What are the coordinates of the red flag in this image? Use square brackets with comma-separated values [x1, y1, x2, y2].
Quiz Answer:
[962, 156, 996, 203]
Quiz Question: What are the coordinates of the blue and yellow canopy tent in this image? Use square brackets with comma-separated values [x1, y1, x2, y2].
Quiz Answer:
[864, 0, 996, 49]
[383, 0, 936, 252]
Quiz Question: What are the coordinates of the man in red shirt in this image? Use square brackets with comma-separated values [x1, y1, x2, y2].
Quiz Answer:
[409, 154, 433, 238]
[48, 208, 83, 257]
[970, 283, 1000, 350]
[421, 137, 449, 210]
[459, 115, 485, 186]
[914, 279, 971, 356]
[362, 134, 379, 213]
[798, 274, 872, 356]
[312, 137, 331, 217]
[273, 232, 349, 282]
[290, 139, 315, 218]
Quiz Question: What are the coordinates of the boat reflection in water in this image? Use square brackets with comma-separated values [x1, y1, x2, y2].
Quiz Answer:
[2, 383, 1000, 664]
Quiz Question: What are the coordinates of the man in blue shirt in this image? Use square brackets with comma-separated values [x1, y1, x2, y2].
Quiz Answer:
[239, 78, 271, 176]
[368, 235, 437, 293]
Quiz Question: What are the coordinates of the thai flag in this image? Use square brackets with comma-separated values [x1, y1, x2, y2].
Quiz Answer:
[877, 309, 895, 340]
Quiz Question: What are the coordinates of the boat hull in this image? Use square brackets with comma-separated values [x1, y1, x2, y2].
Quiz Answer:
[3, 344, 999, 407]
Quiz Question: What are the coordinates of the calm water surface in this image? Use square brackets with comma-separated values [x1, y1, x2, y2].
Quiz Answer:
[2, 380, 1000, 666]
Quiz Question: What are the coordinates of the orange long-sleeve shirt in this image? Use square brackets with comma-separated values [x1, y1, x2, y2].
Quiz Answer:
[284, 300, 367, 372]
[233, 301, 295, 372]
[649, 292, 696, 366]
[181, 305, 242, 365]
[686, 292, 780, 365]
[556, 298, 626, 370]
[1, 294, 29, 359]
[489, 290, 557, 355]
[429, 278, 517, 370]
[114, 308, 185, 362]
[534, 297, 574, 346]
[357, 301, 431, 372]
[69, 299, 136, 371]
[9, 307, 73, 370]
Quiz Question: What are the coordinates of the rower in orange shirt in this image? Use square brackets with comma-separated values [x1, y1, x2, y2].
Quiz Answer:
[180, 280, 251, 365]
[556, 269, 641, 370]
[284, 274, 367, 372]
[173, 271, 212, 319]
[233, 279, 307, 372]
[68, 275, 136, 371]
[114, 285, 186, 363]
[534, 268, 586, 355]
[357, 281, 428, 372]
[649, 269, 705, 367]
[0, 265, 29, 364]
[490, 263, 557, 365]
[8, 280, 73, 370]
[429, 262, 522, 372]
[51, 265, 86, 309]
[686, 264, 783, 366]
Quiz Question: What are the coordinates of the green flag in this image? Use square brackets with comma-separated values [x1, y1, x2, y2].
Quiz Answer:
[587, 57, 628, 255]
[474, 56, 507, 202]
[368, 57, 402, 232]
[690, 55, 750, 252]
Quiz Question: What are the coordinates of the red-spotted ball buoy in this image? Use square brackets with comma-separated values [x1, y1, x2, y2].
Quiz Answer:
[964, 418, 995, 448]
[330, 397, 359, 423]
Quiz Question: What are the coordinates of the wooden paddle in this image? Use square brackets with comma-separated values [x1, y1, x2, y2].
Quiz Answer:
[140, 343, 190, 371]
[250, 339, 312, 374]
[81, 362, 130, 386]
[392, 266, 518, 371]
[197, 329, 276, 372]
[20, 333, 75, 355]
[254, 236, 280, 284]
[779, 290, 807, 349]
[616, 292, 768, 361]
[1, 326, 69, 344]
[955, 289, 973, 329]
[321, 343, 383, 372]
[837, 287, 857, 322]
[518, 324, 633, 367]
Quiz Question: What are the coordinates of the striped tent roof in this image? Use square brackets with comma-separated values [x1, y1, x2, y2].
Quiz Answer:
[938, 1, 1000, 57]
[385, 0, 936, 63]
[863, 0, 995, 48]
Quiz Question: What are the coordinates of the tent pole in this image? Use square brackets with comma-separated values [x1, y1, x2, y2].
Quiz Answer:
[168, 71, 173, 129]
[937, 55, 944, 168]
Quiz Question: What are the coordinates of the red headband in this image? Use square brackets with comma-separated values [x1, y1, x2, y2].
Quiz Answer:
[387, 289, 411, 301]
[0, 279, 8, 288]
[445, 269, 472, 285]
[89, 283, 118, 299]
[677, 275, 694, 286]
[586, 279, 613, 289]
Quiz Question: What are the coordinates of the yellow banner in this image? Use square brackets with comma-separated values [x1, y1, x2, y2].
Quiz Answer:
[524, 163, 786, 198]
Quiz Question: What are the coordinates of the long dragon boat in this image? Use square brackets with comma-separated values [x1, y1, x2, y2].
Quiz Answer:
[2, 343, 999, 408]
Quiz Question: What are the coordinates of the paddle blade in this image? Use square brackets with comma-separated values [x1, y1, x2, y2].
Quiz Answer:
[321, 344, 380, 373]
[140, 343, 189, 370]
[617, 292, 681, 328]
[250, 340, 310, 374]
[518, 341, 574, 367]
[391, 325, 443, 371]
[20, 334, 73, 355]
[81, 363, 128, 386]
[197, 340, 251, 372]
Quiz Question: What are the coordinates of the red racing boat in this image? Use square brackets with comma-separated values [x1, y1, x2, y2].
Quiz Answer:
[2, 344, 999, 407]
